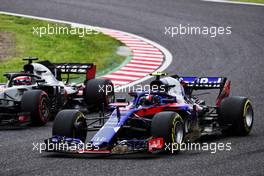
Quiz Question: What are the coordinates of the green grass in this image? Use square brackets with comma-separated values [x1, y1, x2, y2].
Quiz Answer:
[232, 0, 264, 4]
[0, 14, 125, 82]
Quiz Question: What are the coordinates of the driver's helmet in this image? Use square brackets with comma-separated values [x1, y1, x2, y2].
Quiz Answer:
[139, 94, 161, 106]
[13, 76, 32, 86]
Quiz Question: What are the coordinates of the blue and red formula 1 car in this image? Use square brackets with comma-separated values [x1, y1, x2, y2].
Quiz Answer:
[44, 73, 254, 155]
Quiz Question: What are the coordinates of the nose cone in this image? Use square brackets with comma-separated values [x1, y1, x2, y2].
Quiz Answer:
[0, 86, 24, 101]
[0, 86, 7, 98]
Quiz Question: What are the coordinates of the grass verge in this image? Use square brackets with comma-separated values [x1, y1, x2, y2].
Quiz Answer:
[0, 14, 125, 82]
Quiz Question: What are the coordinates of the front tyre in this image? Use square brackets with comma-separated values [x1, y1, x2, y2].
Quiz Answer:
[21, 90, 50, 126]
[52, 110, 87, 142]
[219, 96, 254, 136]
[151, 111, 184, 153]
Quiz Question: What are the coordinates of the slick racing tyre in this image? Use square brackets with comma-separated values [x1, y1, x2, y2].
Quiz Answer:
[52, 110, 87, 142]
[84, 78, 115, 112]
[151, 111, 184, 153]
[21, 90, 50, 126]
[219, 96, 254, 136]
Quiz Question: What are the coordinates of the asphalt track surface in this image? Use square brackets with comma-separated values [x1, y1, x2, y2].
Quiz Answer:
[0, 0, 264, 175]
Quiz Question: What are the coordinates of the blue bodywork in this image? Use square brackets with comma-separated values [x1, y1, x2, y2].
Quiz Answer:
[90, 108, 135, 147]
[90, 91, 191, 148]
[46, 76, 226, 153]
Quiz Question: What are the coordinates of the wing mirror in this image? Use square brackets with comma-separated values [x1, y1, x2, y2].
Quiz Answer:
[36, 70, 47, 75]
[36, 79, 46, 84]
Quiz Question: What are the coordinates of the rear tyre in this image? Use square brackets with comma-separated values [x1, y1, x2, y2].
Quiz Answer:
[151, 111, 184, 153]
[219, 96, 253, 136]
[52, 110, 87, 142]
[84, 78, 115, 112]
[21, 90, 50, 126]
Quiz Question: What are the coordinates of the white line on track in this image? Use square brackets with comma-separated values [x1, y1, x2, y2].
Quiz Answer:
[202, 0, 264, 6]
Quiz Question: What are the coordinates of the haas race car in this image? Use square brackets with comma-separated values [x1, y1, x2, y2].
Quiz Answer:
[0, 57, 114, 127]
[44, 73, 254, 155]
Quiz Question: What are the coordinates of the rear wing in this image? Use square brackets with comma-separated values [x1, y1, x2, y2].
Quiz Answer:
[180, 77, 231, 107]
[181, 77, 227, 89]
[38, 61, 96, 81]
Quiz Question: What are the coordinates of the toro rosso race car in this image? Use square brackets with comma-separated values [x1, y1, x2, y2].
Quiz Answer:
[0, 57, 114, 127]
[44, 73, 254, 155]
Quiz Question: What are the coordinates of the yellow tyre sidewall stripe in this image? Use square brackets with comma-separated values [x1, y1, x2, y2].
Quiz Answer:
[171, 114, 183, 144]
[243, 100, 252, 132]
[73, 112, 85, 138]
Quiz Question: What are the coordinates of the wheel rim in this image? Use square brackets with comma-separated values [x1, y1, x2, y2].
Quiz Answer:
[174, 122, 184, 144]
[40, 98, 49, 121]
[74, 116, 87, 141]
[184, 119, 191, 133]
[245, 106, 253, 127]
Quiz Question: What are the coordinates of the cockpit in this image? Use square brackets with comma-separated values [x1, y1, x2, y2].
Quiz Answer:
[138, 94, 162, 107]
[150, 76, 186, 104]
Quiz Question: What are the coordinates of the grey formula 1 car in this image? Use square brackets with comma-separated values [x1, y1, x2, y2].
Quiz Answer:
[0, 57, 114, 127]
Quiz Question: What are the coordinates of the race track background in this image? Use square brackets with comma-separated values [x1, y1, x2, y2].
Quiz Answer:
[0, 0, 263, 175]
